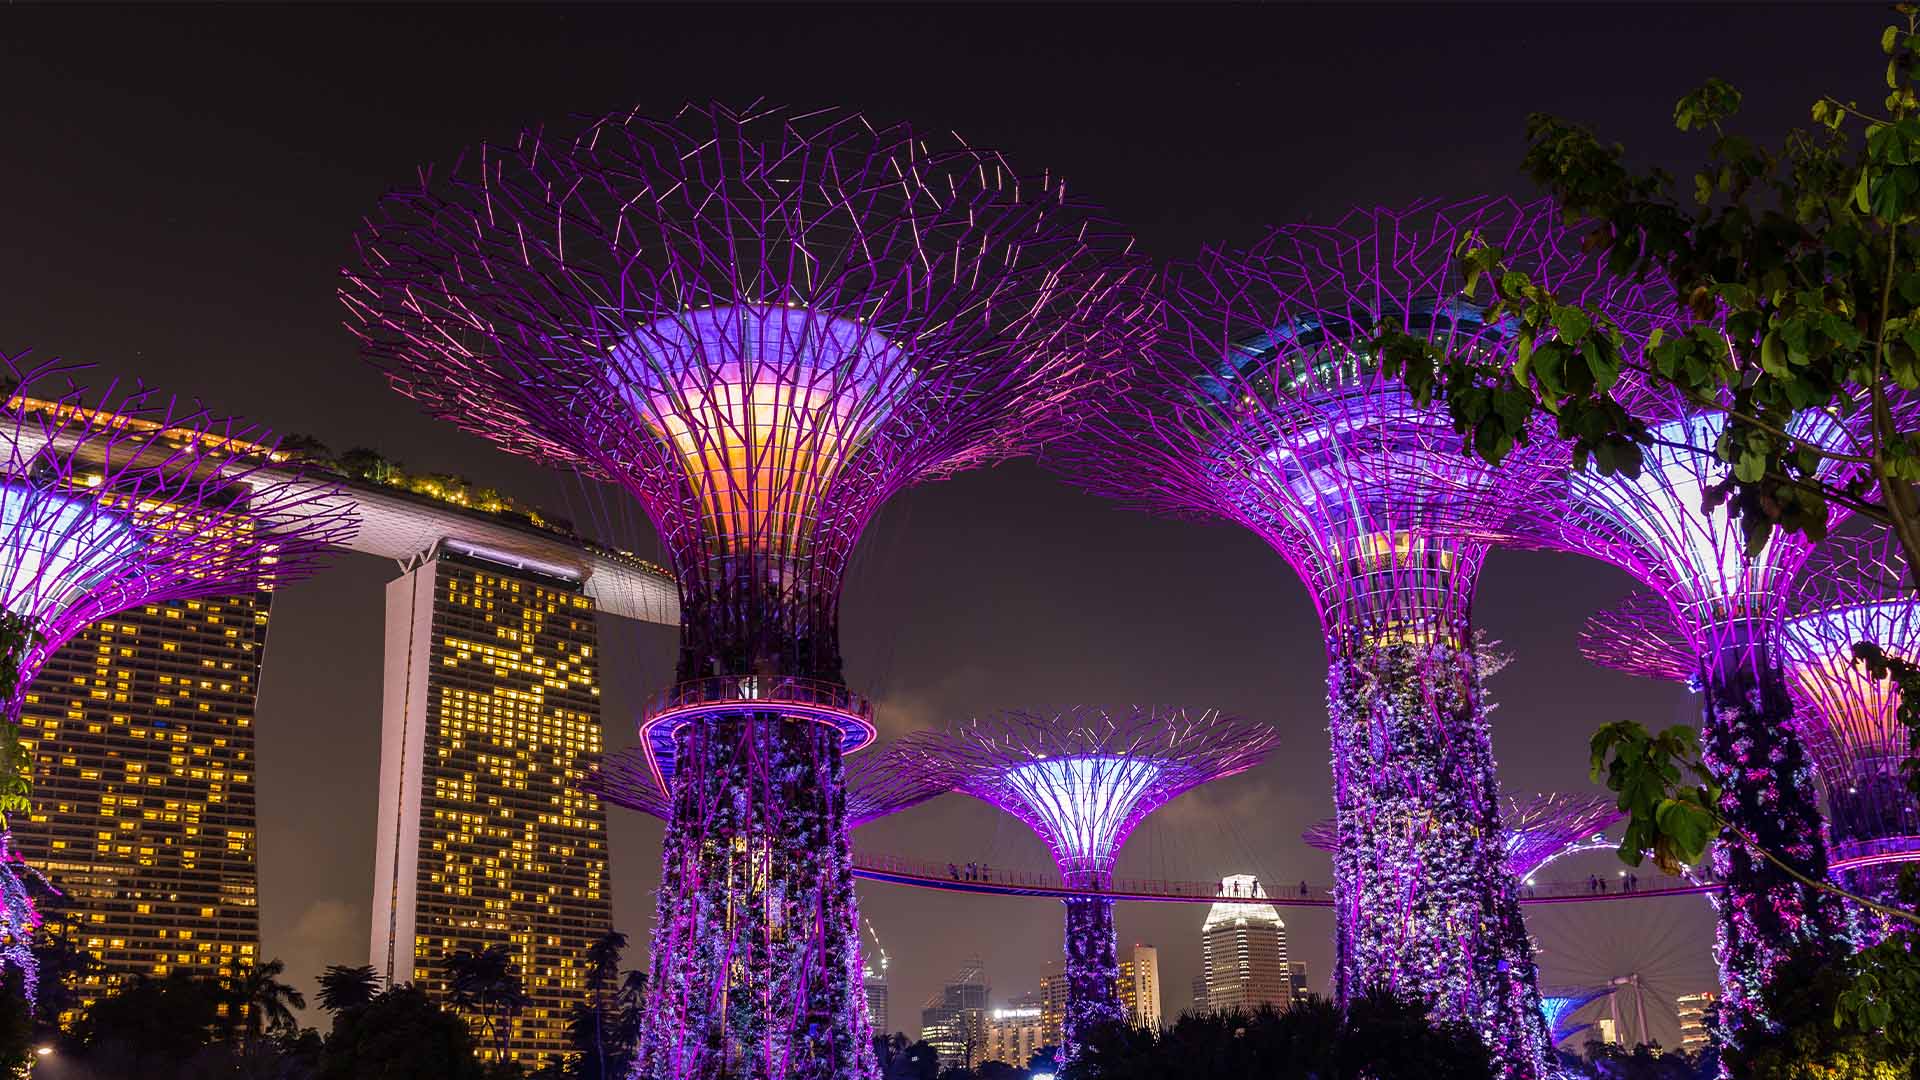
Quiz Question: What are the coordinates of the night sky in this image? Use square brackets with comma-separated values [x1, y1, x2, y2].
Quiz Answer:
[0, 2, 1884, 1048]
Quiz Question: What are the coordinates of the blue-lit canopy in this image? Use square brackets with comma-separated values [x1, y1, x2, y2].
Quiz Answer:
[0, 481, 139, 626]
[1002, 755, 1162, 880]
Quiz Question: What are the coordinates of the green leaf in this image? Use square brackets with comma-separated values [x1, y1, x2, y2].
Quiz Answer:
[1760, 330, 1789, 377]
[1654, 798, 1716, 863]
[1551, 304, 1593, 341]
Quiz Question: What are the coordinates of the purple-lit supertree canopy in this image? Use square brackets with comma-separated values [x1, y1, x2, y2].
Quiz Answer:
[0, 353, 354, 1004]
[1540, 397, 1866, 1048]
[1304, 792, 1623, 883]
[341, 102, 1150, 1080]
[886, 707, 1278, 1061]
[1047, 197, 1648, 1079]
[1779, 536, 1920, 942]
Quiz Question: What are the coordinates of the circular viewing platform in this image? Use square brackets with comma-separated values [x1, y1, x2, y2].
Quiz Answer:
[638, 676, 878, 789]
[1830, 835, 1920, 872]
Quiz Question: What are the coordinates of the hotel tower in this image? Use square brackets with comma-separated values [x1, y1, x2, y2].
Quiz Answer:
[16, 594, 271, 998]
[371, 542, 611, 1062]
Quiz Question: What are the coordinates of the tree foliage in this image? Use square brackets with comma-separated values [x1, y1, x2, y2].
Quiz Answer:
[1377, 7, 1920, 585]
[1062, 991, 1491, 1080]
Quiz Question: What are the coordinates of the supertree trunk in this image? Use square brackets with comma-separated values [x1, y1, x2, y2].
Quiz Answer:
[1060, 892, 1124, 1060]
[1326, 637, 1550, 1080]
[1697, 653, 1847, 1053]
[639, 716, 878, 1080]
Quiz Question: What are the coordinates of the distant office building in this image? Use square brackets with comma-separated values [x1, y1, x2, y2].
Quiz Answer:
[17, 594, 271, 998]
[1039, 959, 1067, 1048]
[1677, 992, 1717, 1054]
[1191, 973, 1208, 1016]
[1116, 943, 1162, 1030]
[865, 966, 890, 1037]
[1202, 874, 1291, 1014]
[863, 919, 892, 1034]
[983, 993, 1045, 1068]
[1287, 961, 1310, 1004]
[370, 545, 611, 1062]
[1594, 1017, 1619, 1046]
[921, 961, 989, 1070]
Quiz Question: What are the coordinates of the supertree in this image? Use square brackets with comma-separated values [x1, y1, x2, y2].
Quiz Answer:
[1047, 197, 1650, 1078]
[340, 102, 1150, 1080]
[1304, 792, 1623, 883]
[885, 707, 1279, 1061]
[1777, 536, 1919, 942]
[584, 741, 951, 829]
[1542, 398, 1867, 1048]
[0, 352, 354, 1003]
[1539, 987, 1613, 1048]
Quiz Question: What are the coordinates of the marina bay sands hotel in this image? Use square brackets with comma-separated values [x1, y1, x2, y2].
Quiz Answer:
[13, 466, 679, 1061]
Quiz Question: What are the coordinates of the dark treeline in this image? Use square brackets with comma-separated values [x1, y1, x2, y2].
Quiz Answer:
[869, 992, 1713, 1080]
[4, 929, 642, 1080]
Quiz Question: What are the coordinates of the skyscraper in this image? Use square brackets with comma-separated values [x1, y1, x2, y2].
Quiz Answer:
[370, 544, 611, 1062]
[1116, 943, 1162, 1030]
[920, 961, 989, 1071]
[1202, 875, 1290, 1014]
[1677, 992, 1718, 1054]
[983, 994, 1045, 1068]
[1039, 960, 1067, 1048]
[17, 594, 271, 996]
[1287, 961, 1310, 1004]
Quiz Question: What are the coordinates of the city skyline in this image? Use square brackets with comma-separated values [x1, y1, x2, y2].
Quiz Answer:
[4, 1, 1876, 1057]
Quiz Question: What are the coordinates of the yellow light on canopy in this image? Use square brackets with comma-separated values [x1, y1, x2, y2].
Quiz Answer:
[615, 305, 907, 558]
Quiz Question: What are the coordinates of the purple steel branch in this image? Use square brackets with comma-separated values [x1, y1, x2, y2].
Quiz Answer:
[0, 355, 356, 700]
[586, 741, 952, 828]
[342, 102, 1150, 1080]
[887, 707, 1277, 1062]
[0, 351, 354, 1007]
[1782, 534, 1920, 941]
[1046, 197, 1644, 1080]
[1302, 792, 1623, 882]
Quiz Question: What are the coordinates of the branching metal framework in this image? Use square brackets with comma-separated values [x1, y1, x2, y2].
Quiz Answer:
[585, 741, 951, 828]
[0, 353, 354, 1004]
[1579, 591, 1697, 684]
[1562, 393, 1865, 1049]
[886, 707, 1278, 1061]
[1781, 535, 1920, 941]
[342, 101, 1151, 1080]
[1303, 792, 1623, 883]
[1047, 197, 1648, 1080]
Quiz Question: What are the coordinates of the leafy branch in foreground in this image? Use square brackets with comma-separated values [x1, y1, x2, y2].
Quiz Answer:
[1378, 7, 1920, 590]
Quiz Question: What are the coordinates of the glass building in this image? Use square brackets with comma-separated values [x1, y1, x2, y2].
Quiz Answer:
[370, 544, 611, 1062]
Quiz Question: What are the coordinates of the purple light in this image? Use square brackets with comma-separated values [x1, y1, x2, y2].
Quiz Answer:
[1519, 386, 1863, 1050]
[887, 707, 1279, 1061]
[0, 353, 355, 1011]
[1000, 756, 1162, 883]
[1780, 536, 1920, 944]
[1046, 198, 1642, 1080]
[1303, 792, 1623, 882]
[344, 102, 1151, 1080]
[586, 739, 951, 830]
